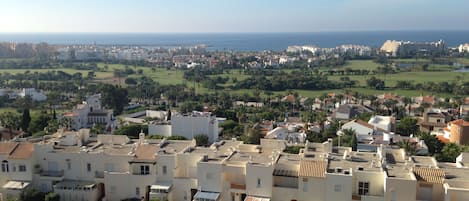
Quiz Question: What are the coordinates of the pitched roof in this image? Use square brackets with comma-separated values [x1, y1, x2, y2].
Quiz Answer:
[451, 119, 469, 127]
[354, 119, 375, 129]
[413, 167, 445, 184]
[9, 143, 34, 159]
[299, 160, 326, 178]
[0, 142, 17, 155]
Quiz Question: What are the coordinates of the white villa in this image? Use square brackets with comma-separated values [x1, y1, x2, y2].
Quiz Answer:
[63, 94, 114, 131]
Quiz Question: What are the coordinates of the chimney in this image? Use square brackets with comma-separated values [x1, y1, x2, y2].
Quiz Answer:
[138, 130, 145, 144]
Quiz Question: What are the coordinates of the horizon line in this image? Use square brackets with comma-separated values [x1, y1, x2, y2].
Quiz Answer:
[1, 29, 469, 34]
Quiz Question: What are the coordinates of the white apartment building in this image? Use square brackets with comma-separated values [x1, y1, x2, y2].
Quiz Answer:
[18, 88, 47, 102]
[2, 129, 469, 201]
[458, 43, 469, 53]
[149, 111, 219, 143]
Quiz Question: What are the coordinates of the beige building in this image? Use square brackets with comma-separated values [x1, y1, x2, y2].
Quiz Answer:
[3, 129, 469, 201]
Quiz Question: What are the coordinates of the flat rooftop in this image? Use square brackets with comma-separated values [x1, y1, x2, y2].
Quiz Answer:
[328, 151, 382, 172]
[411, 156, 437, 167]
[226, 151, 275, 166]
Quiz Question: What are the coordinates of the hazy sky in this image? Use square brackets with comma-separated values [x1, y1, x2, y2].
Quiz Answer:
[1, 0, 468, 33]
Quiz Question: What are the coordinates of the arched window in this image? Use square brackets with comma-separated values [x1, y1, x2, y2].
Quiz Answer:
[2, 160, 9, 172]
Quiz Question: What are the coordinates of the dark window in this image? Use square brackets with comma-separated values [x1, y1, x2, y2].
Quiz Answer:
[358, 181, 369, 195]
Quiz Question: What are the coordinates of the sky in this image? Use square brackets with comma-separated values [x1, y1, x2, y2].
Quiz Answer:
[0, 0, 468, 33]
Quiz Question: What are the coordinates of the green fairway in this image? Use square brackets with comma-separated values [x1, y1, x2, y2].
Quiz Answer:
[1, 60, 467, 99]
[341, 60, 380, 70]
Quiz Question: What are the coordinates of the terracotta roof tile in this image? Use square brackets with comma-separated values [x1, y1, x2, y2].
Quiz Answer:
[299, 160, 326, 178]
[451, 119, 469, 127]
[436, 135, 450, 144]
[413, 167, 445, 184]
[9, 143, 34, 159]
[0, 142, 18, 155]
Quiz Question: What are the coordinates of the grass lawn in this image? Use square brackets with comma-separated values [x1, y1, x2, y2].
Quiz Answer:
[341, 60, 380, 70]
[1, 60, 467, 99]
[329, 71, 468, 87]
[457, 58, 469, 65]
[390, 58, 431, 63]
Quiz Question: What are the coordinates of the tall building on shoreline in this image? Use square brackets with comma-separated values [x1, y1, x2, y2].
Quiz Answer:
[380, 40, 446, 57]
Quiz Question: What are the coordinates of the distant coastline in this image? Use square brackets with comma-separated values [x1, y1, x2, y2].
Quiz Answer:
[0, 30, 468, 51]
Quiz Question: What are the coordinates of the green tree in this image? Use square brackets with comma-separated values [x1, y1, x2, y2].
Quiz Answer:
[243, 127, 261, 145]
[44, 192, 60, 201]
[0, 111, 21, 138]
[194, 134, 209, 146]
[366, 76, 385, 90]
[351, 132, 358, 151]
[91, 123, 105, 135]
[418, 132, 444, 155]
[436, 143, 461, 162]
[284, 146, 304, 154]
[20, 109, 31, 133]
[396, 117, 419, 136]
[398, 139, 416, 155]
[167, 136, 188, 140]
[114, 124, 148, 138]
[100, 84, 129, 115]
[29, 112, 52, 134]
[19, 188, 45, 201]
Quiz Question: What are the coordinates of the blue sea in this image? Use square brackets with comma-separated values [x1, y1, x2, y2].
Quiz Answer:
[0, 31, 468, 51]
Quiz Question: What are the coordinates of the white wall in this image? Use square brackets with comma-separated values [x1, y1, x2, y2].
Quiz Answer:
[342, 122, 374, 141]
[172, 114, 219, 142]
[298, 177, 325, 201]
[245, 164, 273, 198]
[197, 162, 223, 192]
[149, 124, 172, 136]
[385, 177, 417, 201]
[354, 171, 385, 197]
[325, 173, 353, 201]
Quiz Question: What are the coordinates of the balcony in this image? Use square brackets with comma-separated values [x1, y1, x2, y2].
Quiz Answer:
[39, 170, 64, 180]
[149, 183, 172, 201]
[352, 194, 385, 201]
[230, 183, 246, 190]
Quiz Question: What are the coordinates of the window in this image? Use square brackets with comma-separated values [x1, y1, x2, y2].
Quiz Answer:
[257, 178, 261, 188]
[140, 165, 150, 175]
[87, 163, 91, 172]
[136, 187, 140, 196]
[2, 160, 9, 172]
[303, 178, 308, 192]
[390, 190, 396, 201]
[19, 165, 26, 172]
[162, 166, 167, 175]
[66, 159, 71, 170]
[334, 184, 342, 192]
[358, 182, 369, 195]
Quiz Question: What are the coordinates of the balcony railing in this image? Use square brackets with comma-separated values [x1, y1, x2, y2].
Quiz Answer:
[40, 170, 64, 177]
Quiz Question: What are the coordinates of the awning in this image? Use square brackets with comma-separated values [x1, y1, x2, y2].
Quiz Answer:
[193, 191, 220, 200]
[3, 181, 30, 190]
[151, 182, 172, 190]
[244, 196, 271, 201]
[54, 180, 96, 190]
